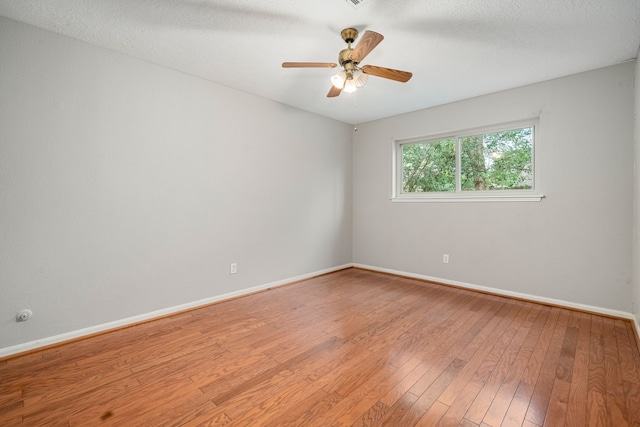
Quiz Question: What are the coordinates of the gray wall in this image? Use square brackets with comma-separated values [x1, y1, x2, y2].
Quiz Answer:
[353, 62, 635, 313]
[2, 15, 637, 355]
[0, 17, 353, 351]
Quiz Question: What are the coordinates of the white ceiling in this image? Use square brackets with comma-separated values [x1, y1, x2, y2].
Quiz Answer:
[1, 0, 639, 124]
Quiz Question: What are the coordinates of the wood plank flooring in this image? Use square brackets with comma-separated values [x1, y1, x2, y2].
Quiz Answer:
[2, 268, 640, 426]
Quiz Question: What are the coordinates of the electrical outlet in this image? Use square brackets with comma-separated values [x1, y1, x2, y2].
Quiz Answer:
[443, 254, 449, 264]
[230, 263, 237, 274]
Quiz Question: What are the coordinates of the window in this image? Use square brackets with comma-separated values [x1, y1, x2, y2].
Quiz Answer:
[393, 120, 543, 202]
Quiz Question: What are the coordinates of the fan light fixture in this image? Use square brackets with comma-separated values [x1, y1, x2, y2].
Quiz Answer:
[330, 70, 347, 89]
[331, 69, 368, 93]
[282, 28, 412, 98]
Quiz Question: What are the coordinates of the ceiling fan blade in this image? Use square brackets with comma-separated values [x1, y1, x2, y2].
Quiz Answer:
[327, 85, 342, 97]
[361, 65, 413, 82]
[282, 62, 338, 68]
[350, 30, 384, 63]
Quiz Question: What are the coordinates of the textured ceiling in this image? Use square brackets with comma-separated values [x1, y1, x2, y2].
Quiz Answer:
[1, 0, 639, 124]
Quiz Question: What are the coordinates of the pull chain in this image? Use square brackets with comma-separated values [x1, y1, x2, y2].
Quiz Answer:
[353, 91, 358, 132]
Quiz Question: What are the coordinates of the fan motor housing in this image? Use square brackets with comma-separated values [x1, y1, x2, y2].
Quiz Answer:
[339, 48, 356, 67]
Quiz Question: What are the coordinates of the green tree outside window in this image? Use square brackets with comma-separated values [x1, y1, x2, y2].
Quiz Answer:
[401, 126, 533, 193]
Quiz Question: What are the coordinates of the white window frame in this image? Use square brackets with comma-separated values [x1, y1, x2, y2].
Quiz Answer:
[391, 119, 544, 203]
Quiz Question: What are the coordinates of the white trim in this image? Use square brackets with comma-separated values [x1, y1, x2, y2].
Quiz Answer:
[3, 263, 637, 358]
[353, 263, 637, 321]
[0, 264, 351, 359]
[391, 194, 544, 203]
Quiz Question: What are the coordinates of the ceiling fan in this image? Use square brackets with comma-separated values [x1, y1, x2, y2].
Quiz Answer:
[282, 28, 413, 97]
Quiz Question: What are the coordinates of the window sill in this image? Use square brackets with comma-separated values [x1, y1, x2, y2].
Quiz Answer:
[391, 193, 545, 203]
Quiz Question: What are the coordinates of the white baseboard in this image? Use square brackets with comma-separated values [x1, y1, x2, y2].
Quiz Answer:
[0, 264, 352, 359]
[3, 263, 638, 359]
[353, 263, 637, 321]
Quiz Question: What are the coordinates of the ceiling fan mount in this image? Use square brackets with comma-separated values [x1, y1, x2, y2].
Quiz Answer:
[282, 27, 412, 98]
[340, 27, 359, 45]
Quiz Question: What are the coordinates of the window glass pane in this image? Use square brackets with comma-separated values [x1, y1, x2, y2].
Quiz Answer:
[402, 139, 456, 193]
[460, 127, 533, 191]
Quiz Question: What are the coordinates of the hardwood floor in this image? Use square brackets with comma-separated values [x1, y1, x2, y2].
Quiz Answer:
[2, 268, 640, 426]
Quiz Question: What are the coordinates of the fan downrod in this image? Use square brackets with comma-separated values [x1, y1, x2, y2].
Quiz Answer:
[339, 28, 359, 67]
